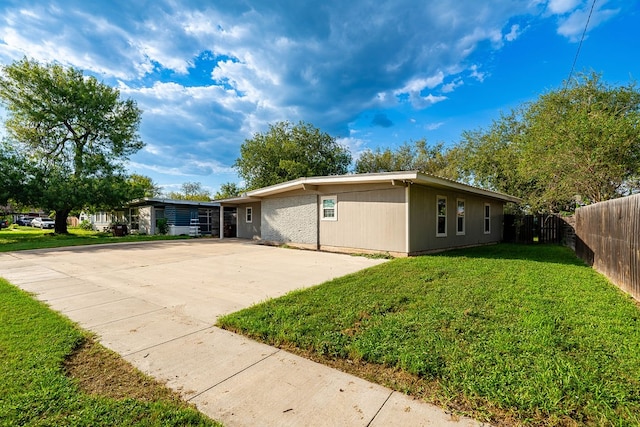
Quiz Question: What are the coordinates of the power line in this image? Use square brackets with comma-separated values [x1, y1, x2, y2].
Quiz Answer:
[564, 0, 598, 90]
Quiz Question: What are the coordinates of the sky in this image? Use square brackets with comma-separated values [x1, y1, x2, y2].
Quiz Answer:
[0, 0, 638, 196]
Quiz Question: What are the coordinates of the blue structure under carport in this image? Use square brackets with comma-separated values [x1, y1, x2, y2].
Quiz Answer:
[127, 198, 222, 237]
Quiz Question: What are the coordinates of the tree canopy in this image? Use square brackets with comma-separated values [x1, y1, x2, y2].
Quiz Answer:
[128, 174, 163, 198]
[166, 182, 211, 201]
[214, 182, 242, 200]
[457, 72, 640, 212]
[234, 121, 352, 190]
[0, 58, 144, 232]
[355, 139, 459, 179]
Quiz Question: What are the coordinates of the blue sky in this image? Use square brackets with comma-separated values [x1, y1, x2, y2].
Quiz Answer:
[0, 0, 637, 195]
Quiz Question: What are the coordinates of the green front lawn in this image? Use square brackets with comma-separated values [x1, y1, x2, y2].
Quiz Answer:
[0, 227, 190, 252]
[218, 244, 640, 425]
[0, 277, 219, 426]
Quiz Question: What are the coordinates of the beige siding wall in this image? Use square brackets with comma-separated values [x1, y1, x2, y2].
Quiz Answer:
[319, 186, 406, 253]
[409, 185, 504, 253]
[236, 202, 261, 239]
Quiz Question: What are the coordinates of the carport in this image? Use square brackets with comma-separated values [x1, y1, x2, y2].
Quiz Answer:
[217, 196, 262, 240]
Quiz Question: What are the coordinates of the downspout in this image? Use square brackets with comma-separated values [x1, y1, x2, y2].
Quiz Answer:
[316, 195, 321, 251]
[405, 184, 411, 255]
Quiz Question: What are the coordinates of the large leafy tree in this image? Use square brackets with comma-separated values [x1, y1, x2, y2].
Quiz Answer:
[355, 139, 459, 179]
[0, 145, 25, 206]
[214, 182, 242, 200]
[166, 182, 211, 201]
[129, 174, 163, 198]
[0, 58, 144, 233]
[235, 121, 352, 190]
[457, 72, 640, 212]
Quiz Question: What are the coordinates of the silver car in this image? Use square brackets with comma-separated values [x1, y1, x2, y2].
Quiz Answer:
[31, 217, 55, 229]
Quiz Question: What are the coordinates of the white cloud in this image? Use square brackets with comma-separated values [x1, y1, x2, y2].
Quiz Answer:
[397, 72, 446, 94]
[425, 122, 446, 131]
[406, 93, 447, 109]
[555, 4, 619, 42]
[143, 144, 163, 156]
[442, 78, 464, 93]
[469, 65, 487, 82]
[128, 158, 235, 177]
[0, 0, 626, 187]
[504, 24, 521, 42]
[336, 136, 368, 160]
[547, 0, 581, 15]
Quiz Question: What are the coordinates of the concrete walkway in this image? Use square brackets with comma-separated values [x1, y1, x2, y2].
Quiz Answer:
[0, 239, 484, 426]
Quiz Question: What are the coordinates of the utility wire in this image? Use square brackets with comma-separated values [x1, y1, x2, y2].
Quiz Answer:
[564, 0, 598, 90]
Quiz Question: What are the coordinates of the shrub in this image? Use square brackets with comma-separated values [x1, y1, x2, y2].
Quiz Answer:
[157, 218, 169, 235]
[79, 220, 94, 231]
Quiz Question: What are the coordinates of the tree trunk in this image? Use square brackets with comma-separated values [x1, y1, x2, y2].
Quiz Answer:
[54, 209, 70, 234]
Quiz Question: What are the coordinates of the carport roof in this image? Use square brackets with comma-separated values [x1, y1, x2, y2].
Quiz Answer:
[229, 171, 521, 203]
[128, 197, 221, 208]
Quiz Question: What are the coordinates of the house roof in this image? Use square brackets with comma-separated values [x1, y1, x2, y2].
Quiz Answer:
[232, 171, 521, 203]
[128, 197, 220, 208]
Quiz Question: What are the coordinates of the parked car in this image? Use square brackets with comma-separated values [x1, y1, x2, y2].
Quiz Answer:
[0, 219, 8, 228]
[16, 216, 37, 226]
[31, 217, 55, 229]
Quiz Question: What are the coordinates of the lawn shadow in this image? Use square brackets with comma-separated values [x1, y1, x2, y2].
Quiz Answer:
[431, 243, 590, 268]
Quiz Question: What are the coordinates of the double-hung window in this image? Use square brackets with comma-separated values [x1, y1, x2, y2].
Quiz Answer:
[456, 199, 465, 235]
[436, 196, 447, 237]
[246, 207, 253, 223]
[129, 207, 140, 230]
[321, 196, 337, 221]
[484, 204, 491, 234]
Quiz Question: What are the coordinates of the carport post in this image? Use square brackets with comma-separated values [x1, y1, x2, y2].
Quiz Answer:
[219, 206, 224, 239]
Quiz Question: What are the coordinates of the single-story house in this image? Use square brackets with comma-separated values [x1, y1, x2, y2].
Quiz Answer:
[217, 171, 520, 257]
[84, 198, 223, 236]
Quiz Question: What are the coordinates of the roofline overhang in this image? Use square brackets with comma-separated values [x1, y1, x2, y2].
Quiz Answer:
[215, 196, 262, 205]
[127, 197, 221, 208]
[411, 173, 522, 203]
[244, 171, 521, 203]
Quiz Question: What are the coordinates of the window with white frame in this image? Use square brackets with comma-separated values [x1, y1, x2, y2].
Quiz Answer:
[436, 196, 447, 237]
[484, 203, 491, 234]
[456, 199, 465, 235]
[321, 196, 337, 221]
[246, 207, 253, 223]
[129, 207, 140, 230]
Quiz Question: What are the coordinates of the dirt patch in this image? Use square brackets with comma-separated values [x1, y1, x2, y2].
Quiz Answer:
[64, 336, 186, 405]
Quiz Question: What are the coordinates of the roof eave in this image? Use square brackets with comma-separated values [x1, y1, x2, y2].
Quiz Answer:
[246, 171, 420, 197]
[413, 173, 522, 203]
[128, 197, 221, 207]
[245, 171, 520, 203]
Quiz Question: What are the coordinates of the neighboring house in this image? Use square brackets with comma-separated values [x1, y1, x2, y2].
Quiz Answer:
[85, 198, 221, 236]
[217, 171, 520, 256]
[82, 210, 125, 232]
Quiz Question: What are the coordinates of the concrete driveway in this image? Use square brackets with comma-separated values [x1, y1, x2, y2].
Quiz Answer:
[0, 239, 482, 427]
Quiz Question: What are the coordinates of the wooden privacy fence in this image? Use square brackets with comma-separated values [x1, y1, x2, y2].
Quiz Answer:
[575, 194, 640, 301]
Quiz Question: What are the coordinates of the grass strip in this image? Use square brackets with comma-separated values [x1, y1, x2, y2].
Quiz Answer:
[0, 277, 220, 426]
[0, 227, 191, 252]
[218, 244, 640, 425]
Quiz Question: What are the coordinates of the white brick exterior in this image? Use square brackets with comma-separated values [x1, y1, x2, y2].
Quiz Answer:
[261, 194, 317, 245]
[139, 206, 152, 234]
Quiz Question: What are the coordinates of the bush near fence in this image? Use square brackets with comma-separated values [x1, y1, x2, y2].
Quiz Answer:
[574, 194, 640, 301]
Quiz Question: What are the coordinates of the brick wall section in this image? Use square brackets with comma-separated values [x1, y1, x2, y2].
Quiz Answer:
[261, 194, 318, 245]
